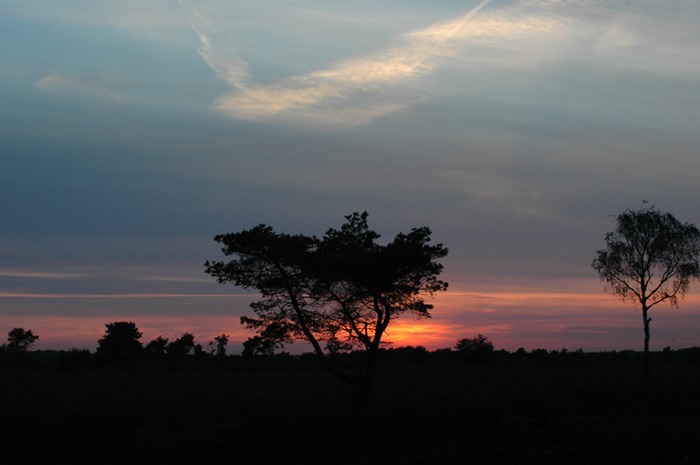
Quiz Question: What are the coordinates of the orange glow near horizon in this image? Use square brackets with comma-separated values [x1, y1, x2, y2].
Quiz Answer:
[0, 314, 250, 352]
[2, 286, 700, 353]
[382, 287, 700, 352]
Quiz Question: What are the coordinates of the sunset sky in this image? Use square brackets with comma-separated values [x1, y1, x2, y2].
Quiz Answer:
[2, 0, 700, 354]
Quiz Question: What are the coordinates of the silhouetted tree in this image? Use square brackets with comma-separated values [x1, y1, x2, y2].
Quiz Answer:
[209, 334, 229, 357]
[5, 328, 39, 353]
[592, 205, 700, 383]
[455, 334, 494, 361]
[144, 336, 169, 357]
[193, 342, 204, 357]
[96, 321, 143, 364]
[382, 345, 429, 363]
[241, 335, 280, 357]
[166, 333, 196, 359]
[206, 211, 448, 400]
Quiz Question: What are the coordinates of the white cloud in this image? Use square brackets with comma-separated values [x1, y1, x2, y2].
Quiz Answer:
[185, 0, 503, 127]
[179, 0, 250, 90]
[182, 0, 700, 127]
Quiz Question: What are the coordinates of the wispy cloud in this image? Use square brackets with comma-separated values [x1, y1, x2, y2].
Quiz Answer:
[179, 0, 250, 90]
[0, 269, 87, 280]
[35, 74, 125, 102]
[183, 0, 503, 127]
[35, 74, 80, 91]
[0, 266, 211, 285]
[181, 0, 700, 128]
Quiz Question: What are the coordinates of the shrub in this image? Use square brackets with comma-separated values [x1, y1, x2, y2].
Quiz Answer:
[455, 334, 494, 361]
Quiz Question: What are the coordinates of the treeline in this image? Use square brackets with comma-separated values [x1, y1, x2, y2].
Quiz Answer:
[3, 324, 699, 372]
[0, 321, 232, 370]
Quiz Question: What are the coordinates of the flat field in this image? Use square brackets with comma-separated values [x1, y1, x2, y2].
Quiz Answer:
[1, 350, 699, 464]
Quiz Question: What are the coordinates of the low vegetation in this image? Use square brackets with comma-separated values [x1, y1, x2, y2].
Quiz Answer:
[1, 343, 699, 464]
[2, 206, 699, 463]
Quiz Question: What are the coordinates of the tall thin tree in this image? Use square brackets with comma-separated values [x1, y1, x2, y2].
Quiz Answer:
[592, 205, 700, 383]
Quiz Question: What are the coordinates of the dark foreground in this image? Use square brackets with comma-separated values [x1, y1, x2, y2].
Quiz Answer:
[1, 349, 700, 464]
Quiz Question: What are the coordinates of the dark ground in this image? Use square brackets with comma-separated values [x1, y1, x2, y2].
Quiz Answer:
[1, 348, 699, 464]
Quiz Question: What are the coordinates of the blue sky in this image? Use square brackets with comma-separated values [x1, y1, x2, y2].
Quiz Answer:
[2, 0, 700, 352]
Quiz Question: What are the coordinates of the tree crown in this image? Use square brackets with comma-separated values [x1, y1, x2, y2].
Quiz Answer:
[592, 205, 700, 309]
[6, 328, 39, 353]
[206, 212, 448, 354]
[96, 321, 143, 361]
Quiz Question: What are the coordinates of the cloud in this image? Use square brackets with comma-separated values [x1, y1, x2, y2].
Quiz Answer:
[184, 0, 505, 127]
[181, 0, 700, 128]
[592, 14, 700, 75]
[35, 74, 125, 102]
[35, 75, 79, 91]
[179, 0, 250, 90]
[0, 269, 87, 280]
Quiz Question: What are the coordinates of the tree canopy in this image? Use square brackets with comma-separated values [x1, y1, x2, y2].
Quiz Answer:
[592, 205, 700, 381]
[206, 211, 448, 396]
[2, 328, 39, 354]
[455, 334, 494, 361]
[96, 321, 143, 364]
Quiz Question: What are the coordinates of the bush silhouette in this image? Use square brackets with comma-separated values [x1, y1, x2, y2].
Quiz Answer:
[455, 334, 494, 361]
[96, 321, 143, 365]
[4, 328, 39, 353]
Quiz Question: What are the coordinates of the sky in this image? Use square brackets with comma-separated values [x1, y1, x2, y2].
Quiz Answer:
[2, 0, 700, 354]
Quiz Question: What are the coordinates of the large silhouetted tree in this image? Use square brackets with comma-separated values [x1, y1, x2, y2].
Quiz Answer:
[206, 212, 448, 399]
[592, 205, 700, 383]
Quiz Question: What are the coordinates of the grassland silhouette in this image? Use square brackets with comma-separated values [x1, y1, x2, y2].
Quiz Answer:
[2, 206, 700, 464]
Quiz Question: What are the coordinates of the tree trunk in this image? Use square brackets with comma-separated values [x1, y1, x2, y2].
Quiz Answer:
[357, 346, 379, 406]
[642, 305, 651, 385]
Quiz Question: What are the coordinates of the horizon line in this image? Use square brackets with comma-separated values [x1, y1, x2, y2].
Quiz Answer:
[0, 293, 256, 299]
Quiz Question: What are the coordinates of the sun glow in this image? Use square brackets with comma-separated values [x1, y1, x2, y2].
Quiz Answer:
[3, 285, 700, 354]
[383, 287, 700, 352]
[0, 314, 248, 353]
